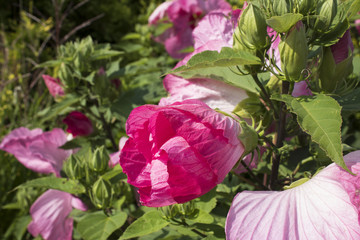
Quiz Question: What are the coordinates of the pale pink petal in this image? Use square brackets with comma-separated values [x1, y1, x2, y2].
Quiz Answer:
[193, 11, 234, 49]
[0, 127, 43, 148]
[0, 128, 72, 176]
[148, 1, 175, 25]
[71, 197, 88, 211]
[226, 152, 360, 240]
[42, 75, 64, 98]
[203, 0, 232, 13]
[109, 137, 129, 167]
[28, 190, 86, 240]
[160, 40, 248, 113]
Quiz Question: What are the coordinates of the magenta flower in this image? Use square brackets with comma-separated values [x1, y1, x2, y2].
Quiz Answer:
[149, 0, 231, 58]
[330, 30, 354, 64]
[28, 190, 87, 240]
[42, 75, 64, 98]
[63, 111, 93, 137]
[120, 100, 244, 207]
[109, 136, 128, 168]
[226, 151, 360, 240]
[0, 127, 72, 177]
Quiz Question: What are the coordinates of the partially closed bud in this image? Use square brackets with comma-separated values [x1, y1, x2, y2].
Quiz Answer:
[319, 30, 354, 92]
[92, 177, 113, 209]
[298, 0, 316, 15]
[89, 146, 109, 173]
[279, 21, 308, 82]
[234, 3, 268, 50]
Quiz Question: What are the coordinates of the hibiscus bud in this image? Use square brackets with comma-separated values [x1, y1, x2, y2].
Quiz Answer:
[272, 0, 293, 16]
[159, 205, 180, 219]
[238, 121, 259, 156]
[120, 100, 245, 207]
[279, 21, 308, 82]
[313, 0, 337, 32]
[319, 30, 354, 92]
[234, 3, 268, 50]
[89, 146, 109, 173]
[64, 155, 85, 180]
[92, 177, 113, 209]
[179, 201, 196, 217]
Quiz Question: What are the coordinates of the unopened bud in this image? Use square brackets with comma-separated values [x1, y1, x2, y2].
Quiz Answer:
[159, 205, 180, 219]
[89, 146, 109, 173]
[92, 177, 113, 209]
[298, 0, 315, 15]
[314, 0, 337, 32]
[272, 0, 293, 16]
[279, 21, 308, 82]
[64, 155, 85, 180]
[234, 3, 268, 50]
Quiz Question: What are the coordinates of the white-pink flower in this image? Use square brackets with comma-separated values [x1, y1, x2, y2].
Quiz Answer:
[28, 190, 87, 240]
[226, 151, 360, 240]
[0, 127, 72, 177]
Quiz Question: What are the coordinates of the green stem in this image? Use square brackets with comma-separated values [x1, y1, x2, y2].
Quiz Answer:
[251, 74, 279, 119]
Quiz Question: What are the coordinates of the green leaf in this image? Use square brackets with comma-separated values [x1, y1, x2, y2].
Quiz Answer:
[119, 211, 169, 240]
[195, 187, 217, 213]
[38, 94, 82, 123]
[77, 211, 127, 240]
[16, 177, 86, 194]
[171, 47, 260, 75]
[188, 209, 214, 224]
[335, 87, 360, 111]
[266, 13, 303, 33]
[272, 94, 350, 172]
[13, 216, 32, 240]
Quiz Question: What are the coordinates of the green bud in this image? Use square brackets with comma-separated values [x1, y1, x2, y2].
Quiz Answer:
[272, 0, 293, 16]
[318, 47, 353, 93]
[279, 21, 308, 82]
[89, 146, 109, 173]
[238, 121, 259, 156]
[159, 205, 180, 219]
[297, 0, 316, 15]
[234, 3, 268, 50]
[179, 201, 196, 217]
[92, 177, 113, 209]
[313, 0, 337, 32]
[64, 155, 85, 180]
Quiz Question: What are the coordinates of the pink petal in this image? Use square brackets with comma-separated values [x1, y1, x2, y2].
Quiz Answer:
[109, 137, 129, 167]
[292, 80, 313, 97]
[42, 75, 64, 98]
[0, 127, 43, 148]
[0, 128, 72, 176]
[226, 151, 360, 240]
[28, 190, 86, 240]
[63, 111, 93, 137]
[148, 0, 175, 25]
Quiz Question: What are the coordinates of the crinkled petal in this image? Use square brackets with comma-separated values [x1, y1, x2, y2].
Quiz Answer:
[28, 190, 86, 240]
[0, 127, 43, 148]
[226, 152, 360, 240]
